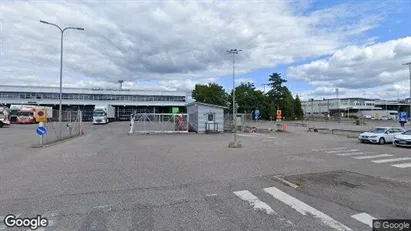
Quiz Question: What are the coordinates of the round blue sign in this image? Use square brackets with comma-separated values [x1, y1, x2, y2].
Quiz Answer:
[36, 127, 47, 136]
[38, 111, 45, 117]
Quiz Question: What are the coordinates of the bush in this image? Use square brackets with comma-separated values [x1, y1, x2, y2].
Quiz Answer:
[348, 115, 359, 119]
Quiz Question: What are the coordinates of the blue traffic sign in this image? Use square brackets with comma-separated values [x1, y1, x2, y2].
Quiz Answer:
[400, 112, 407, 121]
[36, 126, 47, 136]
[255, 109, 260, 120]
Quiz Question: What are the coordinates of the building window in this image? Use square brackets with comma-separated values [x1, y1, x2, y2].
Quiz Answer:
[208, 113, 214, 121]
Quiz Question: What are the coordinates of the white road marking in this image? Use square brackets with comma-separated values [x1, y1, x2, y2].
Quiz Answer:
[351, 212, 376, 228]
[326, 149, 358, 154]
[391, 163, 411, 168]
[233, 190, 276, 215]
[353, 154, 393, 159]
[273, 176, 299, 189]
[371, 157, 411, 163]
[336, 152, 368, 156]
[312, 147, 346, 151]
[263, 187, 352, 231]
[206, 193, 218, 197]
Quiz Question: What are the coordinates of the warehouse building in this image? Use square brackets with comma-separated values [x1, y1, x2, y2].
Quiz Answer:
[302, 97, 410, 119]
[0, 85, 188, 121]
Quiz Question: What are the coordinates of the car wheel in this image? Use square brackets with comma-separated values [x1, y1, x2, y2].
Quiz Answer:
[379, 137, 386, 145]
[0, 122, 3, 128]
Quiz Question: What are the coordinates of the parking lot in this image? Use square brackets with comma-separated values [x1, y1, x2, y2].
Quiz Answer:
[0, 121, 410, 230]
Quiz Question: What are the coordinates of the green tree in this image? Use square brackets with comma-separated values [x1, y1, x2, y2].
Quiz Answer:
[191, 83, 228, 106]
[266, 72, 287, 117]
[228, 82, 264, 111]
[280, 87, 295, 120]
[294, 95, 304, 120]
[267, 72, 287, 108]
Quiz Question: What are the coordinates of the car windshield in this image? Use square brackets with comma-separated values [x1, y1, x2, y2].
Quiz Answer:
[18, 112, 33, 117]
[369, 128, 387, 133]
[93, 111, 106, 116]
[403, 130, 411, 135]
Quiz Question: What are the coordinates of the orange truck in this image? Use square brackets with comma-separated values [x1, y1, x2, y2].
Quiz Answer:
[0, 105, 11, 128]
[16, 105, 53, 124]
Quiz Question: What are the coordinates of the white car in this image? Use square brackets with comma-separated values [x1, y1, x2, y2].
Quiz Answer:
[393, 129, 411, 148]
[358, 127, 405, 145]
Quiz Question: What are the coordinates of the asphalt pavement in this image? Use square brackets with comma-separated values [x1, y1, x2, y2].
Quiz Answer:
[0, 121, 410, 230]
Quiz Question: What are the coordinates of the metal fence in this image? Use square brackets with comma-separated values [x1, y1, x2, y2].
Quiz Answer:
[129, 113, 189, 134]
[224, 113, 253, 132]
[35, 110, 83, 145]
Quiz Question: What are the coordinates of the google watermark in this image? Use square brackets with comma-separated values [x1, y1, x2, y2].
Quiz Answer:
[3, 214, 48, 230]
[373, 219, 411, 231]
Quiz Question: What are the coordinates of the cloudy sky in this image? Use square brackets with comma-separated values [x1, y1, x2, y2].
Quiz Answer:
[1, 0, 410, 100]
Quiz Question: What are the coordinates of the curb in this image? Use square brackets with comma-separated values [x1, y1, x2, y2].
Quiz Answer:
[31, 133, 87, 148]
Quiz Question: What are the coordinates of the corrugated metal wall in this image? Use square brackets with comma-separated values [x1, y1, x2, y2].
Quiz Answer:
[197, 105, 224, 133]
[187, 104, 224, 133]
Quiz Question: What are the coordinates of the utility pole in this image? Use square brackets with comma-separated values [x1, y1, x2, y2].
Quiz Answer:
[261, 83, 269, 93]
[327, 99, 330, 123]
[403, 62, 411, 119]
[40, 20, 84, 139]
[311, 99, 314, 119]
[336, 88, 340, 123]
[227, 49, 241, 143]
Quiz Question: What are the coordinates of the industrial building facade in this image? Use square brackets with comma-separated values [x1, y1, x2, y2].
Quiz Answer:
[302, 98, 411, 118]
[0, 85, 188, 121]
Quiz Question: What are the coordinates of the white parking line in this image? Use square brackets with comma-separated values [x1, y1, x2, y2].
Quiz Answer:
[234, 190, 276, 215]
[391, 163, 411, 168]
[312, 147, 346, 152]
[353, 154, 393, 159]
[371, 157, 411, 163]
[336, 152, 368, 156]
[263, 187, 352, 231]
[351, 212, 375, 228]
[326, 149, 358, 154]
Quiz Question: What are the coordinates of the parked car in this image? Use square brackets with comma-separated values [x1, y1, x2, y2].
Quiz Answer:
[358, 127, 405, 145]
[393, 129, 411, 148]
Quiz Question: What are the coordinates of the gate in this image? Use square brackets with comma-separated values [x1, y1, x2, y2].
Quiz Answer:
[130, 113, 189, 134]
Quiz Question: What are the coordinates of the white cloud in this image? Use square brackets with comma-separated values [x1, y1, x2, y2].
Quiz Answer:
[0, 0, 397, 89]
[289, 37, 411, 99]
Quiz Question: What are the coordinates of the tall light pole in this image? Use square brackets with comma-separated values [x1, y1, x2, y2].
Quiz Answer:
[403, 62, 411, 119]
[336, 88, 340, 123]
[40, 20, 84, 139]
[227, 49, 241, 142]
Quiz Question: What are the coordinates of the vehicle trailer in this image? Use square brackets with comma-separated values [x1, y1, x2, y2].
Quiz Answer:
[16, 105, 53, 124]
[93, 104, 115, 125]
[0, 105, 11, 128]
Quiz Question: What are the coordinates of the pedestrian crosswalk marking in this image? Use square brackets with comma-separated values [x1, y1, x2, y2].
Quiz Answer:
[371, 157, 411, 163]
[336, 152, 368, 156]
[326, 149, 358, 154]
[391, 163, 411, 168]
[351, 212, 376, 228]
[312, 147, 346, 151]
[263, 187, 352, 231]
[353, 154, 393, 160]
[233, 190, 276, 215]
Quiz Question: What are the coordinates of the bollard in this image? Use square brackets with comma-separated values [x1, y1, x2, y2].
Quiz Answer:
[282, 123, 287, 132]
[129, 113, 135, 134]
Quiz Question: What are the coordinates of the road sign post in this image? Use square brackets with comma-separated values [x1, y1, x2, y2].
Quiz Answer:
[36, 122, 47, 145]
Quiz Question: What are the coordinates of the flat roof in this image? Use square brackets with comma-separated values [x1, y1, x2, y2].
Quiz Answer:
[0, 85, 187, 96]
[186, 102, 229, 109]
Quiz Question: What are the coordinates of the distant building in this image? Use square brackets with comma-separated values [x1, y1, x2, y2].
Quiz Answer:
[0, 85, 187, 121]
[302, 97, 410, 118]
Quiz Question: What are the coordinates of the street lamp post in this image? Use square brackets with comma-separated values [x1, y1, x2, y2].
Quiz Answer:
[403, 62, 411, 119]
[40, 20, 84, 139]
[227, 49, 241, 142]
[336, 88, 340, 123]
